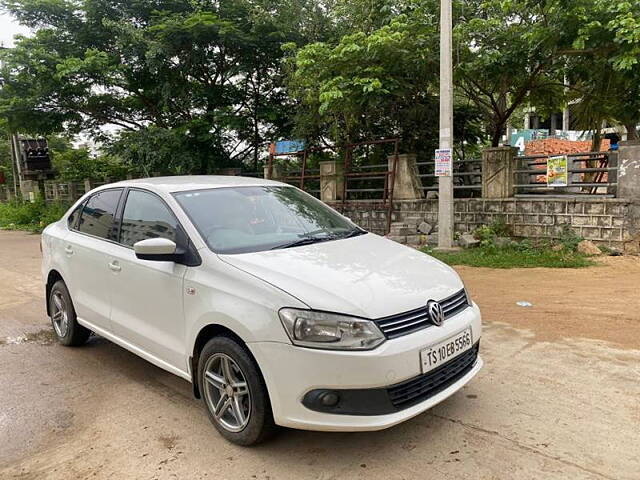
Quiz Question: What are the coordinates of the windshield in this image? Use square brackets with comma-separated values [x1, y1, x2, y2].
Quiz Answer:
[173, 186, 364, 254]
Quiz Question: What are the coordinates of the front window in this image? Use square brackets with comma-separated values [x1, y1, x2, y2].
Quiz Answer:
[173, 186, 364, 254]
[120, 189, 179, 247]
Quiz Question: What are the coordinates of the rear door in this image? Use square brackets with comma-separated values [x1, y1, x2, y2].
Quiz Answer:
[64, 188, 124, 333]
[108, 188, 189, 372]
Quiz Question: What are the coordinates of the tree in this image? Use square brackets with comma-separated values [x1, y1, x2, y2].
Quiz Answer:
[0, 0, 333, 173]
[569, 0, 640, 140]
[52, 145, 131, 181]
[455, 0, 567, 147]
[286, 11, 440, 154]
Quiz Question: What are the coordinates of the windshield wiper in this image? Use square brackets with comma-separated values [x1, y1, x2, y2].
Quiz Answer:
[339, 228, 367, 239]
[270, 236, 335, 250]
[270, 229, 366, 250]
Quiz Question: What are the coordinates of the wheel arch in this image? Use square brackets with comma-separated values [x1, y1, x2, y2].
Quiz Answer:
[45, 269, 65, 316]
[190, 324, 252, 399]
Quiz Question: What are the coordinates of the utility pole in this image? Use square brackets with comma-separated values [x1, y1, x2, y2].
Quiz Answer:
[562, 75, 570, 132]
[437, 0, 455, 249]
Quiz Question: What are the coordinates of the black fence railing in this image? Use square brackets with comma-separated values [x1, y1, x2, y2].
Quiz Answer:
[416, 158, 482, 198]
[514, 152, 617, 197]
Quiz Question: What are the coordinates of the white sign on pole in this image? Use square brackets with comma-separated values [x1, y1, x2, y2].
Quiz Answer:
[435, 148, 453, 177]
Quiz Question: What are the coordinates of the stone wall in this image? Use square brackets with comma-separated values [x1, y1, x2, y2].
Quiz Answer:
[330, 197, 640, 254]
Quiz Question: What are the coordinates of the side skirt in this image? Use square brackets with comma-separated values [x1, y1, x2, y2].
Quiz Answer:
[77, 317, 192, 383]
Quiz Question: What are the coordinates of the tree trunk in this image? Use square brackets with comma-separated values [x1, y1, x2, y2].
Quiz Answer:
[625, 121, 639, 141]
[199, 158, 208, 175]
[591, 131, 602, 152]
[491, 123, 503, 147]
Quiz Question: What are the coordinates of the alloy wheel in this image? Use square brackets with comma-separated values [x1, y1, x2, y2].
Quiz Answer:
[203, 353, 252, 432]
[51, 291, 69, 338]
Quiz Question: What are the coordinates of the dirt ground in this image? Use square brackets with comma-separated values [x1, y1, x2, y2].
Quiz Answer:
[0, 230, 638, 480]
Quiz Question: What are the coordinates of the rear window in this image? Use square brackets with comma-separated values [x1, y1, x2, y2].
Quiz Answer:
[67, 202, 84, 230]
[77, 189, 123, 241]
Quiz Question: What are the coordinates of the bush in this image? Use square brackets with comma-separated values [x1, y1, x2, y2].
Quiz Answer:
[474, 219, 512, 247]
[424, 242, 595, 268]
[426, 221, 593, 268]
[0, 198, 69, 232]
[557, 225, 583, 252]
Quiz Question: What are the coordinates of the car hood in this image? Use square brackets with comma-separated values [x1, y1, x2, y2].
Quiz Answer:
[219, 233, 464, 319]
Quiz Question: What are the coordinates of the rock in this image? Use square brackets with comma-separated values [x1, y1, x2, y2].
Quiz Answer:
[426, 191, 438, 199]
[426, 233, 439, 245]
[404, 217, 422, 230]
[387, 235, 407, 244]
[493, 236, 512, 248]
[418, 222, 433, 234]
[458, 233, 480, 248]
[577, 240, 602, 256]
[389, 223, 410, 236]
[608, 248, 623, 256]
[406, 234, 421, 246]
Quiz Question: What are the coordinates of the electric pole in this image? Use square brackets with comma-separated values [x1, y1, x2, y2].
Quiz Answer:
[437, 0, 455, 249]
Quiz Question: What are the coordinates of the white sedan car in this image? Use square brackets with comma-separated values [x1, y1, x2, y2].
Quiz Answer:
[41, 176, 482, 445]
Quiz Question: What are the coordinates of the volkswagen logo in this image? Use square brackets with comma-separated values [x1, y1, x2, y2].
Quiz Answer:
[427, 300, 445, 326]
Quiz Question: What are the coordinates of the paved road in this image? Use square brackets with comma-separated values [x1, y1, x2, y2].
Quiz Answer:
[0, 230, 638, 479]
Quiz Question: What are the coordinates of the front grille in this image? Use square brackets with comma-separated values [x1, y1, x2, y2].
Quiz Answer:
[375, 289, 469, 339]
[387, 343, 479, 410]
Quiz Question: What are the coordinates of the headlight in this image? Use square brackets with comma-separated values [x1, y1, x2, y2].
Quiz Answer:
[279, 308, 385, 350]
[464, 286, 473, 305]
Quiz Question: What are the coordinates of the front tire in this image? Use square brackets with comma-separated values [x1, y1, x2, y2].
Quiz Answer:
[198, 336, 277, 446]
[48, 280, 91, 346]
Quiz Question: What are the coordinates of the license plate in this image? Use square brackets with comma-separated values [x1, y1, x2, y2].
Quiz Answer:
[420, 328, 473, 374]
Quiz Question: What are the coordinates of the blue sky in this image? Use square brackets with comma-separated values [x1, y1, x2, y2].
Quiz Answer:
[0, 12, 30, 47]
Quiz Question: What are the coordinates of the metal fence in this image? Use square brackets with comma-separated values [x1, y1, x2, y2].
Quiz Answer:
[514, 152, 617, 197]
[416, 158, 482, 197]
[267, 139, 400, 233]
[341, 139, 399, 205]
[280, 168, 321, 198]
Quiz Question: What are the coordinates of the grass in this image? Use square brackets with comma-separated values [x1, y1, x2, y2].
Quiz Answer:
[0, 199, 69, 233]
[423, 243, 596, 269]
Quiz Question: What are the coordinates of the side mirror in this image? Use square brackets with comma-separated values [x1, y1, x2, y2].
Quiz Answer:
[133, 238, 179, 262]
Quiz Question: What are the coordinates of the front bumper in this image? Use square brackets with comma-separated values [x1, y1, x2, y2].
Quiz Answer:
[248, 302, 482, 431]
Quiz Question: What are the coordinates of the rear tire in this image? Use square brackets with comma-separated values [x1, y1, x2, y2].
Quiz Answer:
[198, 336, 277, 446]
[48, 280, 90, 346]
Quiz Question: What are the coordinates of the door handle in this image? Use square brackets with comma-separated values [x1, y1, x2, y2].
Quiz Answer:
[108, 261, 121, 272]
[64, 245, 74, 255]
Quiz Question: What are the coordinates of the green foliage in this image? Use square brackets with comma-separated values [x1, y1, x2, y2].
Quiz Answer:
[0, 0, 638, 169]
[557, 225, 584, 252]
[52, 147, 130, 181]
[455, 0, 567, 146]
[424, 243, 595, 269]
[286, 8, 440, 152]
[0, 198, 69, 232]
[0, 0, 335, 171]
[430, 219, 591, 267]
[474, 219, 512, 246]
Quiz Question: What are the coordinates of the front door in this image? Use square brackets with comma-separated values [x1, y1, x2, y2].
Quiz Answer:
[108, 189, 188, 373]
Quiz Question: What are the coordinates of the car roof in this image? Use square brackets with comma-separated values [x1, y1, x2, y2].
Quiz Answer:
[111, 175, 288, 193]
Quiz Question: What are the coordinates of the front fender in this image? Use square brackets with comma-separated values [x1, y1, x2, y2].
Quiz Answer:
[184, 251, 305, 354]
